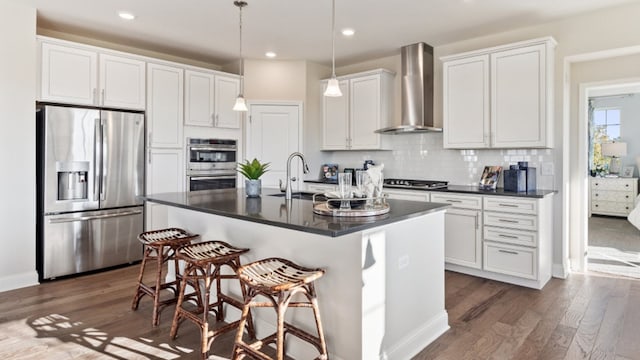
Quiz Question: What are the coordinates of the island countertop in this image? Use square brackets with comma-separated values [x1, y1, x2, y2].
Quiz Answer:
[143, 188, 449, 237]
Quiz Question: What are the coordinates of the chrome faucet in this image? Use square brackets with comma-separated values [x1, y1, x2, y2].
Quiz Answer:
[280, 152, 310, 200]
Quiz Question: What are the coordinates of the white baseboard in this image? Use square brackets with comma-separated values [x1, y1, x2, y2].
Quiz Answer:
[552, 262, 569, 279]
[381, 310, 450, 360]
[0, 270, 39, 293]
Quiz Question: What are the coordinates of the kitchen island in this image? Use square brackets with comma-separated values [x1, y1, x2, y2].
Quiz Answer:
[144, 189, 450, 360]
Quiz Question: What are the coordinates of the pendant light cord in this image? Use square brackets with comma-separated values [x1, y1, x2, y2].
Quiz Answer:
[331, 0, 336, 77]
[238, 1, 244, 95]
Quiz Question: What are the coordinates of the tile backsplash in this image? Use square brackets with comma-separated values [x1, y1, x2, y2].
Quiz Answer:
[316, 133, 556, 190]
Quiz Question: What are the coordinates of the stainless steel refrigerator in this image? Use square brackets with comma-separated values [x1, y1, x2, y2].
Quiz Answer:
[36, 104, 145, 280]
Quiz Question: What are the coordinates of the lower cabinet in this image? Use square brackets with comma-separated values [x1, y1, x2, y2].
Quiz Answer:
[432, 191, 554, 289]
[431, 193, 483, 269]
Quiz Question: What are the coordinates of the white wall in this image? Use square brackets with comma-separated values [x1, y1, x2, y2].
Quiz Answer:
[0, 0, 38, 291]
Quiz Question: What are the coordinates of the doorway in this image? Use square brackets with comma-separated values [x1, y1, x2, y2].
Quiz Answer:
[245, 101, 303, 189]
[578, 81, 640, 278]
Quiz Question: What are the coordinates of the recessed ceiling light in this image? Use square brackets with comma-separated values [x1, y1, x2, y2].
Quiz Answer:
[341, 28, 355, 36]
[265, 51, 277, 58]
[118, 12, 136, 20]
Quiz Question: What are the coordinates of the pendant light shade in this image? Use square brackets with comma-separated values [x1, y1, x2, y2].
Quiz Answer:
[324, 78, 342, 97]
[324, 0, 342, 97]
[233, 96, 248, 111]
[233, 0, 248, 112]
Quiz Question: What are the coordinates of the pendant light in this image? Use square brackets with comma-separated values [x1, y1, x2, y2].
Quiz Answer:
[233, 0, 249, 111]
[324, 0, 342, 97]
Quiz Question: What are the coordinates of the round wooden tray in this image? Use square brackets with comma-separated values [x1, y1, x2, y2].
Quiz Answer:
[312, 201, 390, 217]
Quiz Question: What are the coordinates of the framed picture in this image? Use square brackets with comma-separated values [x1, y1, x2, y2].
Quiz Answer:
[320, 164, 339, 182]
[621, 166, 635, 178]
[479, 166, 503, 190]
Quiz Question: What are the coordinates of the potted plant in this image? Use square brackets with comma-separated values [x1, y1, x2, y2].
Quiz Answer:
[237, 158, 270, 197]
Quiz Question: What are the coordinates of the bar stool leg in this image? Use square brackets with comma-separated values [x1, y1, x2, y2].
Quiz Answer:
[151, 244, 167, 326]
[276, 294, 287, 360]
[170, 262, 191, 339]
[310, 284, 328, 358]
[131, 246, 151, 311]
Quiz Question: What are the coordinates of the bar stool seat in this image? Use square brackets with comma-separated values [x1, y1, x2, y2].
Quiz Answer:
[232, 257, 328, 360]
[131, 227, 199, 326]
[170, 240, 255, 360]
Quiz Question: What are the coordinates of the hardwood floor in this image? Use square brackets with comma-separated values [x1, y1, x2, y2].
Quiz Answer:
[1, 265, 639, 359]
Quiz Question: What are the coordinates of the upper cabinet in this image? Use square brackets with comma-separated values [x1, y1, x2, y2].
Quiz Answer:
[442, 37, 556, 149]
[147, 62, 184, 148]
[321, 69, 395, 150]
[39, 39, 146, 110]
[184, 69, 241, 128]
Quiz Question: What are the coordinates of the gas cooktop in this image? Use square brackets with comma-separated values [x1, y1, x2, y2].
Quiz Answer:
[383, 178, 448, 190]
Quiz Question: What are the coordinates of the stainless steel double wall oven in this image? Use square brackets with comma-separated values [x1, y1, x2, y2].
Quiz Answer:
[186, 138, 238, 191]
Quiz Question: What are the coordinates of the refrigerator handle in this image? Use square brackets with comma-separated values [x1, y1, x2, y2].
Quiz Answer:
[48, 209, 143, 223]
[100, 119, 106, 201]
[93, 118, 101, 201]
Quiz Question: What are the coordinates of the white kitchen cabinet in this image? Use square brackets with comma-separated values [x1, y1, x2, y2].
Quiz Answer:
[481, 195, 553, 289]
[145, 148, 184, 231]
[39, 38, 145, 110]
[384, 189, 430, 202]
[321, 80, 349, 150]
[306, 183, 336, 193]
[442, 55, 490, 148]
[431, 193, 483, 269]
[442, 37, 556, 149]
[184, 70, 214, 127]
[184, 70, 241, 128]
[321, 69, 394, 150]
[147, 62, 184, 148]
[214, 75, 241, 128]
[590, 177, 638, 217]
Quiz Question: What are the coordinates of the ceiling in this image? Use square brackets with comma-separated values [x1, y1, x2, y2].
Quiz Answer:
[20, 0, 637, 67]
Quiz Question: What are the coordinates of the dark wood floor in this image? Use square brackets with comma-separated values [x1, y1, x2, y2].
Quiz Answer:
[0, 265, 638, 360]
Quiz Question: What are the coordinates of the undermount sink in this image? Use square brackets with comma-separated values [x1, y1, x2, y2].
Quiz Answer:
[268, 191, 321, 201]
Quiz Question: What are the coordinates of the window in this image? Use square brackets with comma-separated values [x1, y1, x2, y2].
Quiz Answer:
[590, 107, 621, 173]
[593, 108, 621, 140]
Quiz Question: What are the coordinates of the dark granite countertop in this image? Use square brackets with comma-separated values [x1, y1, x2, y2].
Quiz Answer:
[304, 180, 555, 198]
[143, 188, 449, 237]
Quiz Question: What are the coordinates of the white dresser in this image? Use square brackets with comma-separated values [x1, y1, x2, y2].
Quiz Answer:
[590, 177, 638, 217]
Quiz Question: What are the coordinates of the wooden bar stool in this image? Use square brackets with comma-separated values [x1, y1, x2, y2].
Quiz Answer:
[232, 257, 328, 360]
[131, 227, 199, 326]
[170, 240, 256, 360]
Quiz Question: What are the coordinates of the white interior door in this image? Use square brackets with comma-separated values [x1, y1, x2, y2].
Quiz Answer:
[246, 103, 301, 190]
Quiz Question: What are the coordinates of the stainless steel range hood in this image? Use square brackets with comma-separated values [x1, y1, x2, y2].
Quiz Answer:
[376, 42, 441, 134]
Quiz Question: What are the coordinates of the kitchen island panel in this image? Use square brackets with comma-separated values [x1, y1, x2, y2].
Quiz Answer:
[164, 204, 448, 360]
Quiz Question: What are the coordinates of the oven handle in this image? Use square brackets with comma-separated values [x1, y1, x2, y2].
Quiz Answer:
[189, 176, 237, 181]
[188, 146, 237, 151]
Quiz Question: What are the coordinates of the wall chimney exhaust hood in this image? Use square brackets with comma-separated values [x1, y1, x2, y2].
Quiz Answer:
[376, 42, 441, 134]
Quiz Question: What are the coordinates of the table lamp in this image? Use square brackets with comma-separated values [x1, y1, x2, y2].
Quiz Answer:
[601, 141, 627, 176]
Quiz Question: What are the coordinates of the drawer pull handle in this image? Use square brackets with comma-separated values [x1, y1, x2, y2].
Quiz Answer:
[498, 249, 519, 255]
[499, 234, 518, 239]
[498, 219, 519, 223]
[498, 203, 518, 208]
[446, 199, 462, 203]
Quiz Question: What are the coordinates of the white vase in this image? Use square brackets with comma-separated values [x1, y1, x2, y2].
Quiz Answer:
[245, 179, 262, 197]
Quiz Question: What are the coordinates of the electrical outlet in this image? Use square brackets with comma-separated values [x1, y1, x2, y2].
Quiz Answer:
[541, 162, 554, 176]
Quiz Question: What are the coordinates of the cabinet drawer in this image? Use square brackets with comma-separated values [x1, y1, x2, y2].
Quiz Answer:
[431, 193, 482, 210]
[385, 189, 430, 202]
[483, 241, 537, 280]
[306, 184, 336, 193]
[484, 226, 537, 247]
[591, 200, 633, 215]
[591, 190, 635, 202]
[591, 178, 637, 191]
[484, 211, 537, 231]
[483, 197, 536, 214]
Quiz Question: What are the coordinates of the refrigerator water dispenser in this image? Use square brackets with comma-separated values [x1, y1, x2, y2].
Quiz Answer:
[56, 161, 89, 200]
